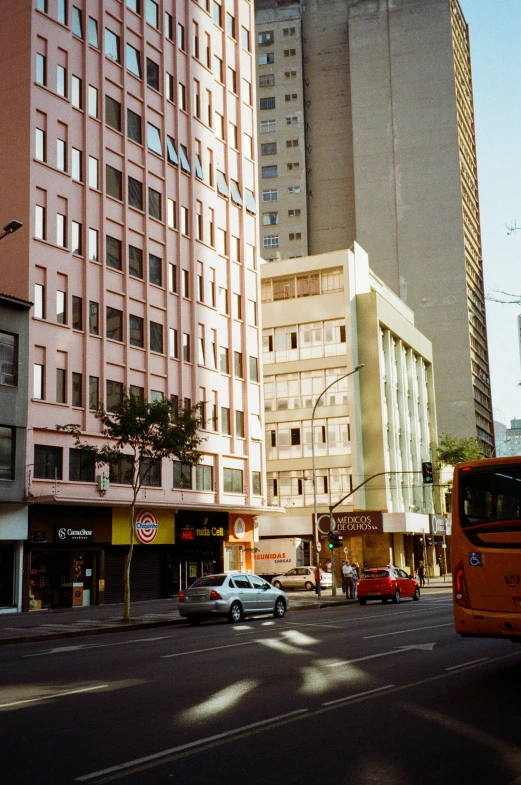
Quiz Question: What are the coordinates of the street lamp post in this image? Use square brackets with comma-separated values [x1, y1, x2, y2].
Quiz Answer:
[0, 220, 22, 242]
[311, 364, 364, 598]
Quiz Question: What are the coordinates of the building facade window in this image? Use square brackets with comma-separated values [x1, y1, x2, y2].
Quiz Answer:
[223, 468, 243, 494]
[173, 462, 192, 489]
[34, 445, 62, 479]
[69, 448, 95, 482]
[0, 427, 14, 480]
[0, 332, 18, 387]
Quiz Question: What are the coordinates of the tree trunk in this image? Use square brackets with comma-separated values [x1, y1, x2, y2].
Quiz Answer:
[122, 501, 137, 621]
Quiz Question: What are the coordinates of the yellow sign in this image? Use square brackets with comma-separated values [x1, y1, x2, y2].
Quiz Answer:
[111, 508, 175, 544]
[98, 579, 105, 592]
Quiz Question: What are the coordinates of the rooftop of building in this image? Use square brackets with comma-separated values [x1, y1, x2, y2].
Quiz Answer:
[0, 293, 33, 310]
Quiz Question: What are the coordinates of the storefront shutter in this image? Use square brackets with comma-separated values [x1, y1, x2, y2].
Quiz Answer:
[104, 546, 163, 604]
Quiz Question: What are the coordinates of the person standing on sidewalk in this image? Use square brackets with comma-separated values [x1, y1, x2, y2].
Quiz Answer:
[314, 564, 321, 595]
[418, 560, 426, 588]
[351, 563, 359, 599]
[343, 561, 354, 598]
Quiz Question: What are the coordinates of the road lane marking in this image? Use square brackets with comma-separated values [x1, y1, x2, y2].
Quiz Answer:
[0, 684, 108, 709]
[161, 640, 256, 658]
[445, 657, 489, 671]
[75, 648, 521, 784]
[75, 708, 308, 782]
[24, 635, 175, 657]
[323, 684, 395, 706]
[364, 623, 453, 639]
[327, 642, 436, 668]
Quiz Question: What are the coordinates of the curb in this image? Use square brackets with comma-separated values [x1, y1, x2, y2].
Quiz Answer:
[0, 600, 350, 646]
[0, 618, 182, 646]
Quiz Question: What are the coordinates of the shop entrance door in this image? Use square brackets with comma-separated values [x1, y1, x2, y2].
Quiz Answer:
[170, 545, 221, 595]
[72, 552, 96, 605]
[0, 543, 14, 606]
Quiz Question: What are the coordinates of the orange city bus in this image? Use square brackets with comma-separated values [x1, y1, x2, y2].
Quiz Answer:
[452, 456, 521, 643]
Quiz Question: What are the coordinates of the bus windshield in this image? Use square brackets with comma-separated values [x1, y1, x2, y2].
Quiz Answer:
[459, 465, 521, 537]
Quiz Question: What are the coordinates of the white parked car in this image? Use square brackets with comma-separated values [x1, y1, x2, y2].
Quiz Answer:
[271, 566, 332, 591]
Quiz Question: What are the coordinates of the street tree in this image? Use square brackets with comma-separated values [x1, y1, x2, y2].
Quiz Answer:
[436, 433, 484, 510]
[436, 433, 485, 467]
[59, 393, 203, 621]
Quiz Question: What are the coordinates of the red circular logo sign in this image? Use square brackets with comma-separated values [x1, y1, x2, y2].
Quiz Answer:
[135, 510, 158, 544]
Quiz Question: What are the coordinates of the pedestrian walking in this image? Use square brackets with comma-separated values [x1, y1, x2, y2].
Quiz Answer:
[343, 561, 354, 598]
[418, 559, 426, 588]
[314, 564, 321, 594]
[351, 563, 359, 599]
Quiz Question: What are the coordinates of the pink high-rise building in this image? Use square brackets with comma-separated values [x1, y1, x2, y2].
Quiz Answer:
[0, 0, 267, 609]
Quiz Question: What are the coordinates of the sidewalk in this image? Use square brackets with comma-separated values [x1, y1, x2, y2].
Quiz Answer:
[0, 577, 452, 646]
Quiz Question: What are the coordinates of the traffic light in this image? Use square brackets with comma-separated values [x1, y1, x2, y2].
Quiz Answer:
[327, 532, 343, 549]
[422, 461, 434, 484]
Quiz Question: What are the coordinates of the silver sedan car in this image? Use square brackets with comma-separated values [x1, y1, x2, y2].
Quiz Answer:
[271, 566, 332, 591]
[178, 573, 289, 625]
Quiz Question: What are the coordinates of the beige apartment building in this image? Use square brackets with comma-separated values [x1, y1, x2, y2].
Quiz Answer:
[255, 1, 307, 262]
[254, 0, 494, 452]
[260, 245, 440, 572]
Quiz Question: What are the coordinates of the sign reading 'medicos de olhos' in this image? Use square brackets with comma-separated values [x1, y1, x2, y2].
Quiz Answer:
[329, 512, 383, 535]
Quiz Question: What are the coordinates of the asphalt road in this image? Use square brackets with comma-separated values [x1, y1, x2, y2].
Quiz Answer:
[1, 591, 520, 785]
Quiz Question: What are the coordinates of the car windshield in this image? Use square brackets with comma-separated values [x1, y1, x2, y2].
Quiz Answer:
[190, 575, 226, 587]
[362, 570, 389, 579]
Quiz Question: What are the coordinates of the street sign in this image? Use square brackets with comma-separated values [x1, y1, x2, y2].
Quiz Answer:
[344, 547, 348, 554]
[316, 542, 321, 552]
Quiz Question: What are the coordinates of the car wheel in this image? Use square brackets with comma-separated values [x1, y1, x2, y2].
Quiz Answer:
[358, 598, 367, 606]
[392, 590, 400, 604]
[273, 598, 286, 618]
[228, 601, 243, 623]
[272, 581, 282, 589]
[413, 587, 420, 601]
[304, 581, 314, 591]
[187, 616, 202, 626]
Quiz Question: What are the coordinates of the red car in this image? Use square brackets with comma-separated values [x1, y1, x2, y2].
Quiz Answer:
[357, 567, 420, 605]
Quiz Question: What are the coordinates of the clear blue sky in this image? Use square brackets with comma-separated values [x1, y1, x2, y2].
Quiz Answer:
[460, 0, 521, 428]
